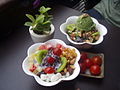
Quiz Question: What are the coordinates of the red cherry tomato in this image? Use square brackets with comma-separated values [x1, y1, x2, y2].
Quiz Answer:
[80, 63, 87, 73]
[44, 67, 55, 74]
[56, 44, 63, 49]
[91, 56, 102, 66]
[29, 64, 37, 72]
[38, 45, 47, 50]
[53, 48, 62, 56]
[90, 65, 101, 75]
[84, 58, 93, 68]
[80, 52, 88, 62]
[47, 57, 55, 64]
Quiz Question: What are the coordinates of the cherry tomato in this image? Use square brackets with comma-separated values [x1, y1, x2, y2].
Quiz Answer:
[80, 63, 87, 73]
[29, 64, 37, 72]
[91, 56, 102, 66]
[53, 48, 62, 56]
[44, 67, 55, 74]
[90, 65, 101, 75]
[38, 45, 47, 50]
[47, 57, 55, 64]
[80, 52, 88, 62]
[56, 44, 62, 49]
[84, 58, 93, 68]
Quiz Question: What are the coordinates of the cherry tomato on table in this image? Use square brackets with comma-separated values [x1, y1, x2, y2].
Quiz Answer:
[80, 63, 87, 73]
[83, 58, 93, 68]
[80, 52, 88, 62]
[90, 65, 101, 75]
[91, 56, 102, 66]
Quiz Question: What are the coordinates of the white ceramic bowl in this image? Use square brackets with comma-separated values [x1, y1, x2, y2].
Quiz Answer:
[60, 16, 107, 49]
[29, 24, 55, 43]
[22, 39, 80, 86]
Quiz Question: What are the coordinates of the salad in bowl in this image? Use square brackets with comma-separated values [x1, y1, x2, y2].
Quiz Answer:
[60, 13, 107, 49]
[22, 39, 80, 86]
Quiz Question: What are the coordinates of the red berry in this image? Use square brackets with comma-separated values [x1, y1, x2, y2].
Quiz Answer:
[47, 57, 55, 64]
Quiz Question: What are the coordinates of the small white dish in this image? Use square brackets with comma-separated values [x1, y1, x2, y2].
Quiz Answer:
[60, 16, 107, 49]
[22, 39, 80, 86]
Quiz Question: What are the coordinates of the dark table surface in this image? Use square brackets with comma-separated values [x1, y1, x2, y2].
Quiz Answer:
[0, 5, 120, 90]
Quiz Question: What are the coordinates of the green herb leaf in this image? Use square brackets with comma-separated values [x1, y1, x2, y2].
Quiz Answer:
[43, 20, 51, 25]
[36, 15, 45, 23]
[24, 22, 33, 26]
[39, 6, 45, 13]
[35, 14, 39, 18]
[26, 14, 35, 22]
[39, 6, 51, 14]
[44, 7, 51, 12]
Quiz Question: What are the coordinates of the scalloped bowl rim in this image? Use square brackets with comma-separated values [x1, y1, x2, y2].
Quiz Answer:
[60, 16, 107, 45]
[22, 39, 80, 86]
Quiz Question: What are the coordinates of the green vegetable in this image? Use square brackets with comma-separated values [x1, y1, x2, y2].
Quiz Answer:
[66, 24, 76, 31]
[35, 50, 48, 64]
[76, 14, 96, 31]
[92, 32, 100, 36]
[57, 57, 67, 72]
[66, 24, 76, 34]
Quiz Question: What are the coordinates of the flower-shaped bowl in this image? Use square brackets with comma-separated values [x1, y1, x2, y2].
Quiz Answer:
[60, 16, 107, 49]
[22, 39, 80, 86]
